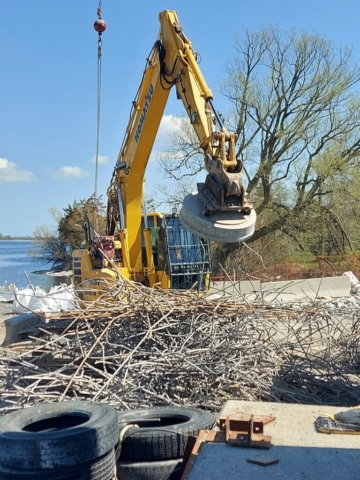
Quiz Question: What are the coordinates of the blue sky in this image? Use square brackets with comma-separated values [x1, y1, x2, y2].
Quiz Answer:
[2, 0, 360, 236]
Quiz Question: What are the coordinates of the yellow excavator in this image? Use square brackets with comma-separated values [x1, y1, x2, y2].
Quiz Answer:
[72, 10, 256, 301]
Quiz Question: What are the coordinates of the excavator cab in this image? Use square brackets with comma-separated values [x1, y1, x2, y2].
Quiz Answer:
[73, 212, 211, 302]
[163, 215, 211, 291]
[141, 213, 211, 291]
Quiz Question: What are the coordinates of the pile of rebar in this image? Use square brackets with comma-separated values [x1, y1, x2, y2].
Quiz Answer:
[1, 277, 360, 415]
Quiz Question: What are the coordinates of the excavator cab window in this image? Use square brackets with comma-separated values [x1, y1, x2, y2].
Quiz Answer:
[141, 215, 165, 270]
[164, 215, 211, 291]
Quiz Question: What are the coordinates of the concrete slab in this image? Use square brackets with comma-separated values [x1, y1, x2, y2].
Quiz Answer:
[210, 280, 261, 298]
[209, 276, 351, 303]
[1, 313, 47, 346]
[185, 441, 358, 479]
[260, 276, 351, 302]
[184, 400, 360, 480]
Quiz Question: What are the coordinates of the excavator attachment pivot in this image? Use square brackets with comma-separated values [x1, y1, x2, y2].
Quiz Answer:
[180, 192, 257, 243]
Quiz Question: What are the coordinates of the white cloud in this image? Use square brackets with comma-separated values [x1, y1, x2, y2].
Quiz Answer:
[148, 115, 183, 163]
[90, 155, 109, 165]
[49, 166, 90, 180]
[156, 115, 182, 144]
[0, 158, 36, 182]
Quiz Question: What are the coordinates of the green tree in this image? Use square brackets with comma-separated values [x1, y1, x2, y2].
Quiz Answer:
[58, 196, 106, 252]
[32, 196, 106, 271]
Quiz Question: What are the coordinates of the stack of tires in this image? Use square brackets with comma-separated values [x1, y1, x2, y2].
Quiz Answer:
[116, 406, 216, 480]
[0, 402, 119, 480]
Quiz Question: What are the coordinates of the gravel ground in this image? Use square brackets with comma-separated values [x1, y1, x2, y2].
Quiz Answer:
[0, 301, 13, 320]
[0, 301, 14, 342]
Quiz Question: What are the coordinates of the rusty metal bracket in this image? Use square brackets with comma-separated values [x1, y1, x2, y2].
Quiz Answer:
[219, 413, 276, 449]
[179, 413, 276, 479]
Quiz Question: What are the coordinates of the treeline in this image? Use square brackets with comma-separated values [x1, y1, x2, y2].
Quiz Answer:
[0, 233, 34, 240]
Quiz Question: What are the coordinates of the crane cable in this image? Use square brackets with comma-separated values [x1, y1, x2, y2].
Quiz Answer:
[93, 1, 106, 231]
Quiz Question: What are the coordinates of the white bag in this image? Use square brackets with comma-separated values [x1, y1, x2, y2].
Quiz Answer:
[47, 284, 76, 311]
[12, 284, 76, 314]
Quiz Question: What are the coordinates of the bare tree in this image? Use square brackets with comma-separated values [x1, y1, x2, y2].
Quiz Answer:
[157, 116, 204, 181]
[223, 27, 360, 247]
[157, 27, 360, 254]
[31, 224, 70, 271]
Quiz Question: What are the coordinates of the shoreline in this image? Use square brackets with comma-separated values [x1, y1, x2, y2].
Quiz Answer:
[1, 270, 72, 291]
[33, 270, 73, 278]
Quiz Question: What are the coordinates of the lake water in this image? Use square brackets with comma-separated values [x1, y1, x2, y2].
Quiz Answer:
[0, 240, 71, 291]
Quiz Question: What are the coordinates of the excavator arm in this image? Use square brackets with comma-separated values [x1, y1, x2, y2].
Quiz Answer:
[158, 12, 248, 208]
[106, 10, 256, 277]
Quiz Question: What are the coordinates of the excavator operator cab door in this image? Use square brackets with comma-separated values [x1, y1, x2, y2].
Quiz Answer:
[141, 214, 165, 272]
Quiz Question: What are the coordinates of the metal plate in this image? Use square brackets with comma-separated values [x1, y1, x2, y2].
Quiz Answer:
[180, 192, 257, 243]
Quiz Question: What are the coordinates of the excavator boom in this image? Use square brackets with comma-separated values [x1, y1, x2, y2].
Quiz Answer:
[72, 10, 256, 299]
[107, 10, 256, 257]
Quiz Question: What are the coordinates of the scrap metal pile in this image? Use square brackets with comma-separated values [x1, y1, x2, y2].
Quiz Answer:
[1, 277, 360, 415]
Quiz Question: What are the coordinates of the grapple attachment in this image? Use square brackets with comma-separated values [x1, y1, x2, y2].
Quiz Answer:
[180, 191, 256, 243]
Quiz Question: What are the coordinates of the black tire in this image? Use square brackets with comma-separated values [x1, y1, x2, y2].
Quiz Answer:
[116, 458, 182, 480]
[0, 449, 116, 480]
[117, 406, 215, 461]
[0, 401, 119, 472]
